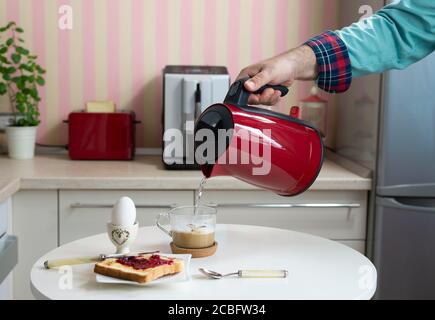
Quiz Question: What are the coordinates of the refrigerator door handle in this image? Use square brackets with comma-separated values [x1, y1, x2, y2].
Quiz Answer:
[377, 184, 435, 198]
[377, 197, 435, 213]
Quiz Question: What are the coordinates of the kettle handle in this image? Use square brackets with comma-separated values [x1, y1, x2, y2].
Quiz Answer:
[224, 77, 289, 106]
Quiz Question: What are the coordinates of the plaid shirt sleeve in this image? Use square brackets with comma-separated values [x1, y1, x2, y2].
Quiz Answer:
[304, 31, 352, 93]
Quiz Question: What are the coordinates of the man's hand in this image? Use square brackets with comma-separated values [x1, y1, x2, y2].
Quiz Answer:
[237, 45, 318, 105]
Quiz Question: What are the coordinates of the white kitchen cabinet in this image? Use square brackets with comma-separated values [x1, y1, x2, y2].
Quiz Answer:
[10, 187, 368, 300]
[197, 190, 367, 241]
[59, 190, 193, 244]
[12, 190, 58, 300]
[0, 274, 13, 300]
[0, 198, 13, 300]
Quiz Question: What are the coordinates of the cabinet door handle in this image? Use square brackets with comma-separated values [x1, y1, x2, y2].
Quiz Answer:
[205, 203, 360, 209]
[71, 203, 360, 209]
[70, 203, 177, 209]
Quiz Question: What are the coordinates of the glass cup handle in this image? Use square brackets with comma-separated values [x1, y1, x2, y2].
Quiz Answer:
[156, 212, 172, 238]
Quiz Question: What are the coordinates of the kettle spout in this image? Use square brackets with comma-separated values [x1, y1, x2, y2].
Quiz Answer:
[200, 162, 228, 178]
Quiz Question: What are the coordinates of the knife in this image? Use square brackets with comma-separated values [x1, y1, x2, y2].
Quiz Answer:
[43, 251, 160, 269]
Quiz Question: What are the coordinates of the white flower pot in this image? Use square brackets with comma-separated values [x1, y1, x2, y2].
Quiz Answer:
[5, 126, 38, 159]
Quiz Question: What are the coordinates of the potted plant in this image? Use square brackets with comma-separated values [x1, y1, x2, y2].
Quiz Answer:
[0, 21, 45, 159]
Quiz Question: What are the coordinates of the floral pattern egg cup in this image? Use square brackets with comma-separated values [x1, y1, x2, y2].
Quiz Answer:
[107, 222, 138, 254]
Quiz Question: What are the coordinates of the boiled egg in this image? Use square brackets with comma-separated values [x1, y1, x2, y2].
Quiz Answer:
[111, 196, 136, 226]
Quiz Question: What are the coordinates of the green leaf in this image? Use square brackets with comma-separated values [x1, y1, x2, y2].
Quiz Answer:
[0, 82, 7, 95]
[29, 119, 40, 126]
[36, 76, 45, 86]
[15, 46, 29, 55]
[17, 78, 26, 90]
[11, 76, 22, 83]
[16, 102, 25, 113]
[0, 46, 7, 54]
[6, 66, 16, 74]
[16, 92, 26, 102]
[29, 88, 39, 100]
[3, 74, 11, 81]
[11, 53, 21, 64]
[6, 38, 13, 46]
[36, 65, 46, 74]
[19, 64, 33, 72]
[15, 27, 24, 33]
[16, 118, 26, 126]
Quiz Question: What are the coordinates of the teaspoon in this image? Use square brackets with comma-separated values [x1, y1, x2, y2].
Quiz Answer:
[199, 268, 288, 279]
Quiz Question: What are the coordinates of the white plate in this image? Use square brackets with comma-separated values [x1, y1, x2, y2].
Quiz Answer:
[95, 253, 191, 286]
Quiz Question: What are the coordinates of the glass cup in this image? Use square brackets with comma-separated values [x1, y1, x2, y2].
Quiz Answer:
[156, 206, 216, 249]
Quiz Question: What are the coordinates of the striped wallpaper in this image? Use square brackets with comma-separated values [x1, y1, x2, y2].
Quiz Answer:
[0, 0, 339, 148]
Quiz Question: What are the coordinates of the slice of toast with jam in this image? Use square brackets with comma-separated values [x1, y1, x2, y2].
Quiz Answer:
[94, 254, 184, 283]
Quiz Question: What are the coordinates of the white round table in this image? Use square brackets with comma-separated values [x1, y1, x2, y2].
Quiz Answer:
[31, 224, 377, 300]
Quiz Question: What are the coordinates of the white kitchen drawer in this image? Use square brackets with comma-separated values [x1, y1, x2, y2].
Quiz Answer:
[59, 190, 193, 244]
[197, 190, 367, 240]
[13, 190, 58, 299]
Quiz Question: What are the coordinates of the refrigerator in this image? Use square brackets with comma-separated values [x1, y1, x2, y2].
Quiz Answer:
[371, 51, 435, 299]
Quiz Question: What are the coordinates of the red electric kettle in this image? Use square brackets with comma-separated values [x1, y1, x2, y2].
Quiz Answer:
[194, 78, 324, 196]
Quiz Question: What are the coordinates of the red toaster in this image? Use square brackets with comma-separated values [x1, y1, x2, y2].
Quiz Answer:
[67, 111, 138, 160]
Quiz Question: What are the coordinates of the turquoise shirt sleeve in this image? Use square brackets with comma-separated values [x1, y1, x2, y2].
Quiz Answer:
[335, 0, 435, 78]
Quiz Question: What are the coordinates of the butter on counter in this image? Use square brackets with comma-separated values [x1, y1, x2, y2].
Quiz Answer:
[86, 101, 116, 113]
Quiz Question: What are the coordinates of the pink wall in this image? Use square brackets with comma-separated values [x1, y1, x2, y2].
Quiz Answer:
[0, 0, 339, 147]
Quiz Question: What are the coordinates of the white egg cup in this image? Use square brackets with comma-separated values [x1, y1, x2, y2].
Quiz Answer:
[107, 222, 138, 254]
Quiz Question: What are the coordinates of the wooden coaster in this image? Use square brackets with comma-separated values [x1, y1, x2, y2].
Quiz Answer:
[170, 242, 218, 258]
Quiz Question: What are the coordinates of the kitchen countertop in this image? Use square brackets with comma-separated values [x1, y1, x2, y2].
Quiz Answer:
[0, 154, 371, 202]
[0, 177, 20, 204]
